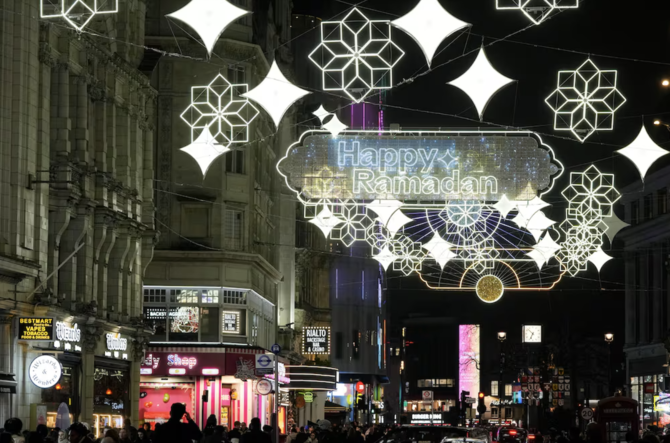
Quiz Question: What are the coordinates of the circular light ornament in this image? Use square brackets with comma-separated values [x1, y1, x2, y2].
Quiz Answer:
[476, 275, 504, 303]
[29, 355, 62, 389]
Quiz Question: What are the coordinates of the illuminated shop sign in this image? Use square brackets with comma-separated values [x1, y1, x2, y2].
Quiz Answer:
[278, 132, 561, 203]
[222, 311, 240, 334]
[302, 327, 331, 355]
[141, 352, 227, 376]
[29, 356, 62, 389]
[18, 317, 54, 340]
[56, 322, 81, 342]
[167, 354, 198, 369]
[410, 413, 444, 424]
[106, 333, 128, 351]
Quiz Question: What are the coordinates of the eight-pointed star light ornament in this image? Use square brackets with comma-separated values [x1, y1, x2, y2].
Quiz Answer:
[617, 124, 670, 180]
[309, 8, 405, 103]
[447, 47, 515, 120]
[495, 0, 579, 26]
[391, 0, 471, 68]
[166, 0, 250, 56]
[41, 0, 119, 31]
[545, 59, 626, 142]
[242, 61, 311, 128]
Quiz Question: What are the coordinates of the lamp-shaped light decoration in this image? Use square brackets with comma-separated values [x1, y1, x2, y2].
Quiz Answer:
[55, 383, 62, 390]
[447, 47, 514, 120]
[498, 331, 507, 342]
[604, 333, 614, 343]
[617, 124, 670, 180]
[391, 0, 470, 67]
[166, 0, 250, 56]
[106, 388, 112, 395]
[242, 61, 311, 128]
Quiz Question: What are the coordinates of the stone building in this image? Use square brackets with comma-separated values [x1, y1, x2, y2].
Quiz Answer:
[620, 161, 670, 428]
[0, 0, 157, 434]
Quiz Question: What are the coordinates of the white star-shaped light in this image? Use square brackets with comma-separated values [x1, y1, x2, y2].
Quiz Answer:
[373, 245, 398, 271]
[392, 0, 470, 67]
[516, 196, 551, 221]
[386, 211, 413, 237]
[493, 195, 516, 218]
[422, 233, 457, 269]
[526, 232, 561, 269]
[180, 127, 230, 175]
[309, 205, 344, 238]
[526, 211, 557, 242]
[598, 212, 630, 243]
[166, 0, 250, 56]
[323, 115, 349, 137]
[587, 247, 614, 272]
[617, 125, 669, 180]
[447, 47, 514, 120]
[366, 199, 404, 226]
[313, 105, 331, 123]
[242, 61, 311, 128]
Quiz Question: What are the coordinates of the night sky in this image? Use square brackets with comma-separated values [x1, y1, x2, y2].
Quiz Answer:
[290, 0, 670, 363]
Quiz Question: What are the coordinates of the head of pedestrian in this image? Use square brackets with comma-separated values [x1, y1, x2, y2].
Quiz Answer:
[249, 418, 262, 432]
[234, 422, 241, 429]
[170, 403, 186, 421]
[68, 423, 89, 443]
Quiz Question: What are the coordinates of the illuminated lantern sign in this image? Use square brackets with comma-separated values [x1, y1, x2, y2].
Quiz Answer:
[302, 327, 331, 355]
[278, 131, 561, 203]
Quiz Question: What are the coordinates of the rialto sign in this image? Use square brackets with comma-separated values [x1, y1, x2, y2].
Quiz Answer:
[278, 131, 561, 203]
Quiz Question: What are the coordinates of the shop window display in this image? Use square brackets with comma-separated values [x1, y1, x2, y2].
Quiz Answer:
[42, 365, 79, 422]
[170, 306, 200, 341]
[93, 367, 130, 436]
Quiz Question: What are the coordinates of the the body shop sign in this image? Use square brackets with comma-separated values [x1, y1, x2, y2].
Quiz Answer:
[140, 352, 227, 376]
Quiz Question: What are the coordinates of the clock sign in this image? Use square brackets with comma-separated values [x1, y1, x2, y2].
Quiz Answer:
[522, 325, 542, 343]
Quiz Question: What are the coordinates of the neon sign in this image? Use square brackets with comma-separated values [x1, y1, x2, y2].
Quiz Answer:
[167, 354, 198, 369]
[56, 322, 81, 342]
[106, 333, 127, 351]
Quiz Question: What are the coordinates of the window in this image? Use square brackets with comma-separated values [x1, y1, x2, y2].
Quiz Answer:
[631, 201, 640, 225]
[143, 288, 166, 303]
[659, 188, 668, 215]
[644, 194, 653, 220]
[505, 384, 512, 396]
[181, 206, 210, 238]
[224, 210, 243, 250]
[505, 407, 512, 418]
[395, 348, 400, 356]
[226, 149, 245, 173]
[201, 289, 219, 304]
[491, 408, 499, 418]
[418, 380, 426, 388]
[227, 65, 245, 84]
[169, 307, 199, 341]
[173, 289, 198, 304]
[200, 307, 220, 341]
[491, 380, 499, 396]
[335, 332, 343, 359]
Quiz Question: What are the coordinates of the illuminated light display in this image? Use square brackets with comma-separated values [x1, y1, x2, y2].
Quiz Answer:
[459, 325, 480, 395]
[323, 114, 349, 137]
[545, 59, 626, 142]
[313, 105, 331, 123]
[391, 0, 470, 67]
[242, 61, 311, 128]
[616, 125, 670, 180]
[180, 127, 230, 176]
[558, 165, 621, 276]
[279, 129, 569, 297]
[166, 0, 249, 56]
[41, 0, 118, 31]
[447, 47, 515, 120]
[495, 0, 579, 25]
[598, 213, 629, 243]
[526, 232, 562, 270]
[308, 8, 404, 103]
[476, 275, 504, 303]
[587, 247, 613, 272]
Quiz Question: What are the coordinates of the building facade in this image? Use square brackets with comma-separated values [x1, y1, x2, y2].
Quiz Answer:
[620, 163, 670, 428]
[0, 0, 157, 434]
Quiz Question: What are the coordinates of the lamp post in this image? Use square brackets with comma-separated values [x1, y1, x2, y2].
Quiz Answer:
[498, 332, 506, 424]
[605, 333, 613, 396]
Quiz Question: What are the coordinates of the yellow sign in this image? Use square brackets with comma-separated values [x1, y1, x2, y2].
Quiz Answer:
[654, 395, 670, 412]
[18, 318, 54, 340]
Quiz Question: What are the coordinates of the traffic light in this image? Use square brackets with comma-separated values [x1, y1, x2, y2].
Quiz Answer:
[477, 392, 486, 415]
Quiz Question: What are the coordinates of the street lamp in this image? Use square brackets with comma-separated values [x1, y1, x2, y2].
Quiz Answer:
[497, 332, 506, 424]
[654, 120, 670, 132]
[604, 333, 614, 343]
[663, 79, 669, 87]
[498, 332, 507, 342]
[605, 333, 613, 396]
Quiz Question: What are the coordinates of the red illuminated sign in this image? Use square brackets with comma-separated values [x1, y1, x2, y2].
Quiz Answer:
[141, 352, 226, 376]
[356, 381, 365, 394]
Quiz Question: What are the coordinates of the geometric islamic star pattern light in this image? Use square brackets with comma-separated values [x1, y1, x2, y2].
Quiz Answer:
[180, 73, 259, 147]
[616, 124, 670, 180]
[309, 8, 405, 103]
[447, 47, 515, 120]
[166, 0, 250, 56]
[242, 61, 311, 128]
[545, 59, 626, 142]
[391, 0, 470, 68]
[41, 0, 119, 31]
[496, 0, 579, 25]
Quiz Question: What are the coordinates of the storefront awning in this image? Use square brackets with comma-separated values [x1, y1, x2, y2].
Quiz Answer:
[0, 373, 17, 394]
[325, 401, 347, 412]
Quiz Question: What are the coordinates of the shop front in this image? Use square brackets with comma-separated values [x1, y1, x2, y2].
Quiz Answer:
[139, 347, 274, 429]
[631, 374, 667, 427]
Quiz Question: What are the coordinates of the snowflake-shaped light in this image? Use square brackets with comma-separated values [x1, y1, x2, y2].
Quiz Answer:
[438, 201, 500, 246]
[390, 236, 426, 276]
[331, 204, 373, 247]
[562, 165, 620, 222]
[545, 59, 626, 142]
[464, 240, 499, 275]
[495, 0, 579, 25]
[180, 73, 259, 147]
[41, 0, 119, 31]
[309, 8, 405, 103]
